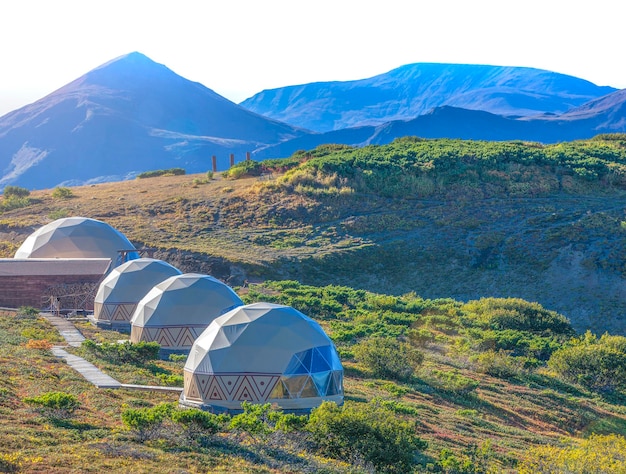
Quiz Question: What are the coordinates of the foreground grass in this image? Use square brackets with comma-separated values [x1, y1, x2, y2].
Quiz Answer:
[2, 277, 626, 473]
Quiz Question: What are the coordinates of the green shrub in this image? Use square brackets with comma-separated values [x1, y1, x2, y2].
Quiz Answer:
[222, 160, 264, 179]
[137, 168, 185, 179]
[52, 187, 73, 199]
[353, 337, 424, 381]
[24, 391, 80, 419]
[307, 400, 427, 473]
[463, 298, 574, 336]
[2, 186, 30, 198]
[17, 306, 39, 319]
[0, 195, 31, 212]
[228, 402, 307, 441]
[548, 332, 626, 393]
[425, 369, 479, 393]
[121, 403, 173, 442]
[472, 350, 521, 379]
[80, 340, 160, 365]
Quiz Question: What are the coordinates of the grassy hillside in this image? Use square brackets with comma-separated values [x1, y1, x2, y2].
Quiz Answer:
[2, 135, 626, 334]
[3, 137, 626, 472]
[2, 283, 626, 473]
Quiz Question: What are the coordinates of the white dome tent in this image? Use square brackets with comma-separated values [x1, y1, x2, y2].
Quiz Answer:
[181, 302, 344, 413]
[92, 258, 182, 330]
[130, 273, 243, 352]
[14, 217, 138, 268]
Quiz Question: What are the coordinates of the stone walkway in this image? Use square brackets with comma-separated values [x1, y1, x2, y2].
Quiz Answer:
[41, 313, 86, 347]
[43, 313, 183, 393]
[51, 346, 122, 388]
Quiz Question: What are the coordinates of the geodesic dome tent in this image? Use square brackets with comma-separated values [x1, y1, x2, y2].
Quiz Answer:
[14, 217, 138, 268]
[93, 258, 182, 330]
[181, 302, 344, 413]
[130, 273, 243, 351]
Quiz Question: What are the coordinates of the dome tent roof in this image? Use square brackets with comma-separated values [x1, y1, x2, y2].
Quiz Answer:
[182, 302, 343, 412]
[95, 258, 182, 305]
[14, 216, 138, 267]
[129, 273, 243, 350]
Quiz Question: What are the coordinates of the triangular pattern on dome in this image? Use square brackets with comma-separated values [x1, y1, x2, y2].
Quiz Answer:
[205, 377, 227, 401]
[155, 328, 174, 347]
[217, 375, 243, 397]
[167, 326, 184, 342]
[250, 375, 280, 399]
[110, 303, 136, 322]
[179, 328, 199, 348]
[234, 376, 258, 401]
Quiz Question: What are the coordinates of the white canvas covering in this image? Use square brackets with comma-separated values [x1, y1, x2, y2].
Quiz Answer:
[93, 258, 182, 327]
[129, 273, 243, 350]
[14, 217, 138, 268]
[182, 302, 344, 412]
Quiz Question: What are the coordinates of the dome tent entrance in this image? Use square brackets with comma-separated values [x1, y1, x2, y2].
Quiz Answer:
[181, 302, 344, 413]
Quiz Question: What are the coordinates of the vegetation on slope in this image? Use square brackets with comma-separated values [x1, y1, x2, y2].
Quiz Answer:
[2, 135, 626, 335]
[2, 279, 626, 472]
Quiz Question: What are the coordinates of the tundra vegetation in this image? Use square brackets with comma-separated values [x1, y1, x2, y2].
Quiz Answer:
[1, 136, 626, 471]
[2, 280, 626, 472]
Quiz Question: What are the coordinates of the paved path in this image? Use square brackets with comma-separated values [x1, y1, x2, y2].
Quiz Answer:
[51, 346, 122, 388]
[41, 313, 86, 347]
[43, 312, 183, 393]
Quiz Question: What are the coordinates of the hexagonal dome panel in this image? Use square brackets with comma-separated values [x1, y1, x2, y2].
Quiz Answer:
[181, 302, 344, 413]
[93, 258, 182, 328]
[14, 217, 138, 267]
[129, 273, 243, 350]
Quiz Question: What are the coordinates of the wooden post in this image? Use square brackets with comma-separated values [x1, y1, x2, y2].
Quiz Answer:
[212, 155, 217, 172]
[230, 153, 235, 167]
[246, 151, 251, 161]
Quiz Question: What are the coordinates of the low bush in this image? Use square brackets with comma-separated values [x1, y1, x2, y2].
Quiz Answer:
[80, 340, 160, 365]
[222, 160, 264, 179]
[23, 391, 80, 419]
[2, 186, 30, 198]
[307, 400, 427, 473]
[354, 336, 424, 381]
[229, 402, 307, 441]
[548, 331, 626, 393]
[52, 187, 73, 199]
[136, 168, 185, 179]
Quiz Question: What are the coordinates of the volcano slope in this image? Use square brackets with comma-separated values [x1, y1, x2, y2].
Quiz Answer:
[2, 135, 626, 335]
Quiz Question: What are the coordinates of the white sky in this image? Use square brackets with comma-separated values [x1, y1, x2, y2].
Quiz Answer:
[1, 0, 624, 117]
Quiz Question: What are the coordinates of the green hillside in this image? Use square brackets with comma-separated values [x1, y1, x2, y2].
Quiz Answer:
[6, 135, 626, 334]
[2, 136, 626, 472]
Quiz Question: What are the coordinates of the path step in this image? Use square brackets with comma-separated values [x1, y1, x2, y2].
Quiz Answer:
[52, 346, 121, 388]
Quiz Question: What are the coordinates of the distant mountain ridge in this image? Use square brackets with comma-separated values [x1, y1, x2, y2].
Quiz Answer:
[1, 53, 625, 191]
[240, 63, 617, 132]
[0, 52, 306, 190]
